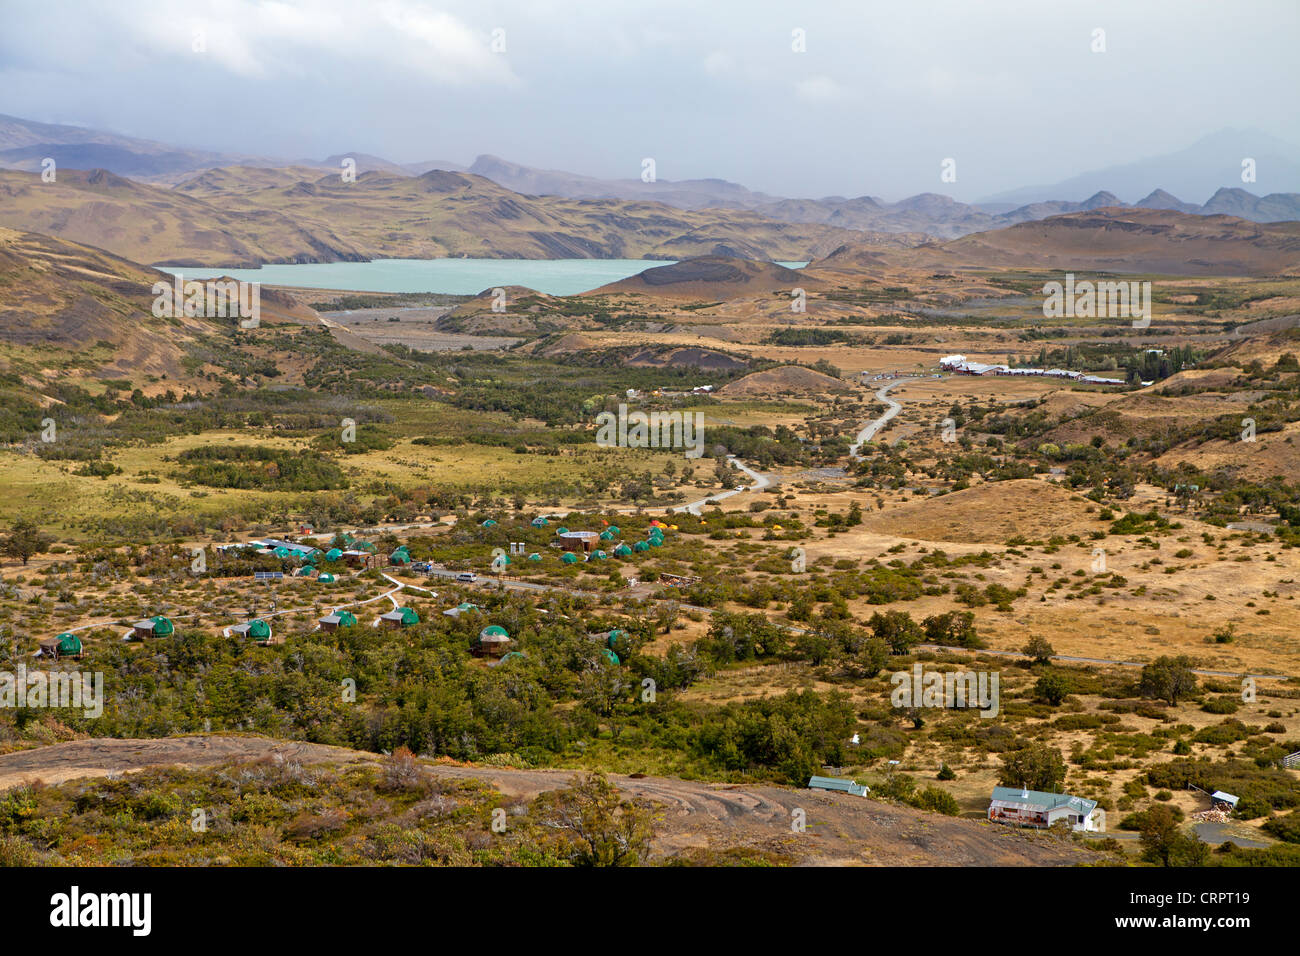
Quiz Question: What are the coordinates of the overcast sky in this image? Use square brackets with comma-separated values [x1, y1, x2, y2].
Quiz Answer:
[1, 0, 1297, 200]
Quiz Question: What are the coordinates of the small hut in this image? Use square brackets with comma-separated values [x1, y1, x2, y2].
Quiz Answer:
[558, 530, 599, 553]
[381, 607, 419, 629]
[476, 625, 512, 657]
[231, 619, 272, 644]
[319, 610, 357, 631]
[131, 616, 174, 640]
[39, 632, 83, 660]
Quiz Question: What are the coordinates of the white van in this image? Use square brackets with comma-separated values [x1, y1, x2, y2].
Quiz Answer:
[456, 572, 478, 583]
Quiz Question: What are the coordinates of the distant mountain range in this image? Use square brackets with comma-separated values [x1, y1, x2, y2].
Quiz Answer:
[978, 129, 1300, 206]
[1, 113, 1297, 249]
[0, 165, 866, 266]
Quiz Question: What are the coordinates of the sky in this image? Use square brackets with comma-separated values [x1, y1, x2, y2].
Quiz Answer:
[1, 0, 1297, 201]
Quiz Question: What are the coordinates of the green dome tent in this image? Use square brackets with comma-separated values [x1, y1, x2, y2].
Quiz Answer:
[317, 572, 336, 583]
[297, 565, 316, 577]
[273, 546, 293, 559]
[607, 526, 620, 536]
[527, 553, 543, 562]
[613, 543, 633, 557]
[481, 519, 498, 528]
[531, 516, 549, 527]
[57, 632, 82, 655]
[561, 552, 579, 564]
[607, 629, 628, 651]
[648, 537, 662, 547]
[303, 548, 323, 563]
[556, 527, 569, 535]
[500, 651, 526, 662]
[397, 607, 420, 626]
[632, 540, 650, 552]
[590, 550, 607, 560]
[150, 616, 174, 637]
[357, 542, 377, 553]
[600, 649, 620, 665]
[325, 548, 343, 562]
[336, 610, 357, 628]
[599, 530, 614, 541]
[389, 551, 410, 565]
[247, 619, 271, 641]
[480, 625, 510, 640]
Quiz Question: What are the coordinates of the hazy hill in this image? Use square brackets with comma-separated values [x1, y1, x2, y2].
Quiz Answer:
[591, 255, 823, 299]
[888, 208, 1300, 277]
[0, 167, 365, 267]
[0, 166, 860, 266]
[466, 154, 780, 210]
[0, 113, 272, 180]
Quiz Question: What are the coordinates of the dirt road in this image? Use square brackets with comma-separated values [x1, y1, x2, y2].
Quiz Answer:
[0, 735, 1099, 866]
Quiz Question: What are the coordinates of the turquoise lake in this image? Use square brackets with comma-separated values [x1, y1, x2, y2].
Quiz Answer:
[159, 259, 808, 297]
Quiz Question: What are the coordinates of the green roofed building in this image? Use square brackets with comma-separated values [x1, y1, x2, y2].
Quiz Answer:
[476, 624, 512, 657]
[319, 609, 356, 631]
[808, 776, 869, 797]
[381, 607, 420, 628]
[988, 786, 1103, 831]
[41, 632, 83, 659]
[231, 619, 272, 642]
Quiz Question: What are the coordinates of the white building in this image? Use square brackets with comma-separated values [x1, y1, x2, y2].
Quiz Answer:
[988, 786, 1105, 832]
